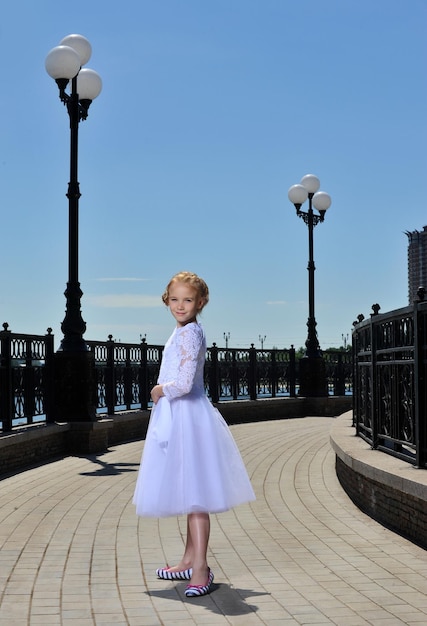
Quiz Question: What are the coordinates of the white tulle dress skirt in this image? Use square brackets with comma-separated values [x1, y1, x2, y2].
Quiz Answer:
[133, 394, 255, 517]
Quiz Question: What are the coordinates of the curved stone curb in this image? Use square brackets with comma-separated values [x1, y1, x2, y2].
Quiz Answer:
[330, 411, 427, 548]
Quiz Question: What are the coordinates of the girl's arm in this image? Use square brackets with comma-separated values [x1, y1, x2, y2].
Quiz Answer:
[162, 325, 202, 400]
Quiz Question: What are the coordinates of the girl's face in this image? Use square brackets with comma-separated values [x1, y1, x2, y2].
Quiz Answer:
[167, 282, 203, 327]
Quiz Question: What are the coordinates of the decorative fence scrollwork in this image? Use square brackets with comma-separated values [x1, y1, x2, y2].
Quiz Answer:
[352, 293, 427, 468]
[0, 324, 54, 432]
[1, 325, 352, 433]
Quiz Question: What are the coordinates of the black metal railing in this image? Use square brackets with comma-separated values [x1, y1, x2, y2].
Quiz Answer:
[0, 324, 352, 433]
[0, 323, 55, 432]
[352, 292, 427, 468]
[86, 336, 164, 415]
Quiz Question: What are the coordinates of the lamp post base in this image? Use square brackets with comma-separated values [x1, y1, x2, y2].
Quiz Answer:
[53, 350, 97, 421]
[298, 355, 328, 397]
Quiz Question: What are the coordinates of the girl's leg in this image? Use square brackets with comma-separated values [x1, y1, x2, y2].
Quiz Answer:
[187, 512, 210, 585]
[165, 516, 193, 572]
[161, 512, 210, 583]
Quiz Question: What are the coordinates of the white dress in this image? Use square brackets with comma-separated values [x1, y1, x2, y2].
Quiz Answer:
[133, 322, 255, 517]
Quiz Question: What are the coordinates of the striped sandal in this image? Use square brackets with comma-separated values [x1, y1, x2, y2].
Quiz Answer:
[156, 566, 192, 581]
[185, 569, 214, 597]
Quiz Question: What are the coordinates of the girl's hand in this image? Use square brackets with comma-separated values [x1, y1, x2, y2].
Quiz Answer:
[151, 384, 164, 404]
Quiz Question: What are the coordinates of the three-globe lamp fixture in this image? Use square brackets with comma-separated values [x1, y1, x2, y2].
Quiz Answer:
[45, 34, 102, 421]
[287, 174, 332, 397]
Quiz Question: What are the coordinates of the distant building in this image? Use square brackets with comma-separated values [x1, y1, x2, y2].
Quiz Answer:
[406, 226, 427, 303]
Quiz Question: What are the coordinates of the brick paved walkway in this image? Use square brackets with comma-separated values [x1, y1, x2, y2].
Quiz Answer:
[0, 416, 426, 625]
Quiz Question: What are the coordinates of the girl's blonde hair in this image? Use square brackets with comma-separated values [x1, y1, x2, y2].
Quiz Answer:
[162, 271, 209, 310]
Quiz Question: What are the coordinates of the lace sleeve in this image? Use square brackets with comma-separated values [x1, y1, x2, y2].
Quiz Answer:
[162, 325, 203, 400]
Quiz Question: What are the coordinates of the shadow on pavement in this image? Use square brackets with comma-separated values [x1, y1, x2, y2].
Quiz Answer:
[147, 584, 269, 616]
[78, 452, 140, 476]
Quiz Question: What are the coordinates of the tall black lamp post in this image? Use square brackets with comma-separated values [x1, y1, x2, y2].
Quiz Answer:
[288, 174, 331, 397]
[45, 34, 102, 421]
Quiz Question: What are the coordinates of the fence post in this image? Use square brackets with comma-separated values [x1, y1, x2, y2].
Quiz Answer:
[289, 345, 296, 397]
[249, 344, 257, 400]
[106, 335, 115, 415]
[23, 337, 35, 423]
[352, 329, 357, 427]
[271, 349, 277, 398]
[44, 328, 55, 423]
[209, 343, 219, 403]
[0, 323, 13, 432]
[353, 313, 365, 433]
[333, 352, 346, 396]
[414, 288, 426, 468]
[230, 349, 237, 399]
[370, 304, 380, 448]
[123, 346, 133, 409]
[139, 338, 149, 410]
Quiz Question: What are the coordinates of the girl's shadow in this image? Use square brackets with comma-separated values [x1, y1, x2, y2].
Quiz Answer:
[147, 583, 269, 616]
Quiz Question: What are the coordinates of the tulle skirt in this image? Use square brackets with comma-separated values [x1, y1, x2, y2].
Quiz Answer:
[133, 395, 255, 517]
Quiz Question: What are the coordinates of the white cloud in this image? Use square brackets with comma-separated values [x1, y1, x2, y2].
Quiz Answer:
[266, 300, 306, 307]
[95, 277, 151, 282]
[86, 294, 162, 308]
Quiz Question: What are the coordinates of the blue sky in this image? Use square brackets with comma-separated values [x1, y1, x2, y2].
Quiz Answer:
[1, 0, 426, 350]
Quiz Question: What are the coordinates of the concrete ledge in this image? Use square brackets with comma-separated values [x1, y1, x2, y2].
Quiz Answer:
[67, 419, 114, 454]
[0, 413, 151, 476]
[107, 410, 150, 445]
[330, 411, 427, 549]
[0, 397, 352, 477]
[0, 422, 69, 448]
[217, 396, 352, 424]
[0, 423, 70, 476]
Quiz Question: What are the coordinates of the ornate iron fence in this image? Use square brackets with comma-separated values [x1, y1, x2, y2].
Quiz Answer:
[205, 345, 297, 402]
[352, 293, 427, 468]
[86, 336, 164, 415]
[0, 323, 54, 432]
[1, 324, 352, 432]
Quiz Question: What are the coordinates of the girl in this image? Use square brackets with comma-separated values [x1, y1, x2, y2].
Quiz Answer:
[133, 271, 255, 598]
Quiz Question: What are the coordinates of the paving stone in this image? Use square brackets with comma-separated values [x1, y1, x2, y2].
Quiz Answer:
[0, 416, 426, 625]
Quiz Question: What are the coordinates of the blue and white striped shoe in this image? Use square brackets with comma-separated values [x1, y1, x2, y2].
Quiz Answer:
[185, 569, 214, 597]
[156, 566, 192, 581]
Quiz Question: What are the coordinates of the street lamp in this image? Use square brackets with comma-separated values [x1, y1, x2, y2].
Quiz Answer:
[45, 34, 102, 421]
[288, 174, 331, 397]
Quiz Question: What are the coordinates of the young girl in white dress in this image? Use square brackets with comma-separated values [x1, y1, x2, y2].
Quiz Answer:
[133, 271, 255, 597]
